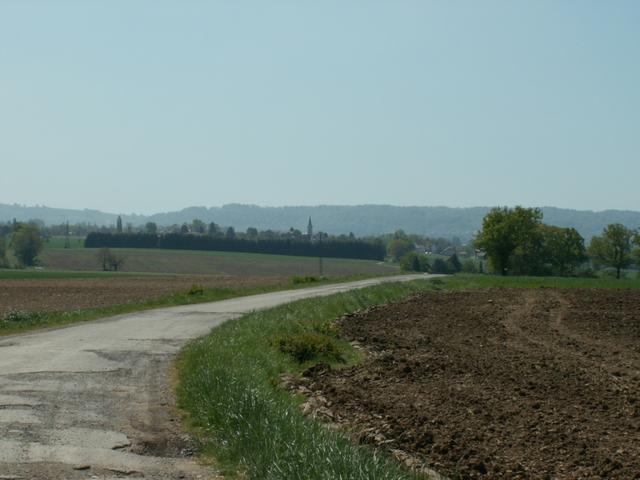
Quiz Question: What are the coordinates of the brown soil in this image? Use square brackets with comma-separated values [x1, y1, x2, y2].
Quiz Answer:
[299, 289, 640, 479]
[0, 275, 286, 314]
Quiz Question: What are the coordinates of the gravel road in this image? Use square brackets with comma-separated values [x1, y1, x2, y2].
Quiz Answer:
[0, 274, 432, 480]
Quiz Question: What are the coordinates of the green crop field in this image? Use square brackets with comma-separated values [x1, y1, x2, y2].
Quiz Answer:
[39, 247, 398, 277]
[436, 273, 640, 290]
[0, 269, 155, 280]
[43, 235, 85, 249]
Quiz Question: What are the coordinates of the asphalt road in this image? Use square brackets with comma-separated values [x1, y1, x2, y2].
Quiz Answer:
[0, 274, 435, 480]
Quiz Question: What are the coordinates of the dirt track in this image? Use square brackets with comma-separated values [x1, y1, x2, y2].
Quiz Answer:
[300, 289, 640, 479]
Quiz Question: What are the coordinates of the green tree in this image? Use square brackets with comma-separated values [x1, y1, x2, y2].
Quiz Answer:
[447, 253, 462, 273]
[588, 223, 635, 279]
[116, 216, 123, 233]
[509, 223, 546, 275]
[246, 227, 258, 238]
[475, 206, 543, 275]
[97, 247, 125, 271]
[461, 258, 479, 273]
[226, 226, 236, 239]
[541, 225, 587, 276]
[400, 252, 430, 272]
[430, 258, 450, 274]
[387, 238, 413, 261]
[191, 218, 206, 234]
[145, 222, 158, 234]
[393, 229, 408, 240]
[208, 222, 219, 236]
[11, 224, 44, 266]
[287, 228, 302, 240]
[0, 234, 8, 267]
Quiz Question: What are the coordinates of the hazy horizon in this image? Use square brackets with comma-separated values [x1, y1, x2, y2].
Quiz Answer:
[2, 1, 639, 214]
[4, 201, 640, 218]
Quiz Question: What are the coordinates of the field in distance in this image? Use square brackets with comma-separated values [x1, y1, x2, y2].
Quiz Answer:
[0, 243, 397, 323]
[39, 246, 397, 277]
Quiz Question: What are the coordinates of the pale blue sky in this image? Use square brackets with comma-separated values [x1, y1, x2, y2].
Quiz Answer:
[1, 1, 639, 214]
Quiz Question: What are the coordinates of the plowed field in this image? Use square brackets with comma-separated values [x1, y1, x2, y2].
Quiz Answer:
[301, 289, 640, 479]
[0, 276, 286, 314]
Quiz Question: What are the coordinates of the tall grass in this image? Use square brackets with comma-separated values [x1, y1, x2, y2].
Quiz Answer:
[177, 281, 435, 480]
[440, 273, 640, 290]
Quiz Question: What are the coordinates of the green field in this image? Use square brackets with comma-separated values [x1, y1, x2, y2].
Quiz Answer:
[436, 273, 640, 289]
[0, 269, 158, 279]
[43, 235, 85, 249]
[39, 247, 397, 277]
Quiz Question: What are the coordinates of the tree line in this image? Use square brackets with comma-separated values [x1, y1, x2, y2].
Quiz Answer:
[2, 211, 639, 276]
[84, 232, 386, 261]
[396, 207, 639, 278]
[474, 207, 640, 278]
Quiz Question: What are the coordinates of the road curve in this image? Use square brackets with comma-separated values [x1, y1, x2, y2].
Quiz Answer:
[0, 274, 435, 480]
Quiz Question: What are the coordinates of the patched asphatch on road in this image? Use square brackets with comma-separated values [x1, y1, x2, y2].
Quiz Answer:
[0, 358, 214, 479]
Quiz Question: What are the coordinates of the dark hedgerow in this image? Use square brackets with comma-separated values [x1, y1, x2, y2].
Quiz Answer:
[84, 231, 387, 261]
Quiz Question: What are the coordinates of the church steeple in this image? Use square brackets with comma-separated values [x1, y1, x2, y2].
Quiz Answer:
[307, 217, 313, 239]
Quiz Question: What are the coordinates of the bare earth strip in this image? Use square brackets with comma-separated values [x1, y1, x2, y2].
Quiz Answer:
[298, 289, 640, 479]
[0, 276, 287, 314]
[0, 274, 431, 480]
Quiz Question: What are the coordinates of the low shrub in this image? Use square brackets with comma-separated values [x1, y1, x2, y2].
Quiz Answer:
[291, 275, 324, 285]
[275, 332, 343, 363]
[430, 258, 450, 274]
[461, 259, 479, 273]
[2, 309, 40, 323]
[187, 284, 205, 296]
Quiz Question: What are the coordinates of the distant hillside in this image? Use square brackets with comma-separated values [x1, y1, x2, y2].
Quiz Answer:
[2, 202, 639, 242]
[0, 203, 145, 227]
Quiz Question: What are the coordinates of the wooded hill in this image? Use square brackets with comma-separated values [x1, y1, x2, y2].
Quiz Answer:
[3, 203, 640, 242]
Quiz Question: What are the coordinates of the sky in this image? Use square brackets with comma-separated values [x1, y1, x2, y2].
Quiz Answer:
[1, 1, 639, 215]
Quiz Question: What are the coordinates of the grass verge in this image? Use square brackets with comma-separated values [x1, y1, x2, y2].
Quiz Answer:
[177, 280, 436, 480]
[433, 273, 640, 290]
[176, 273, 640, 479]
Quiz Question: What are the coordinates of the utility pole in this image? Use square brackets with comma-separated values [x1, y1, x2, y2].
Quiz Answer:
[318, 230, 324, 277]
[64, 221, 70, 249]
